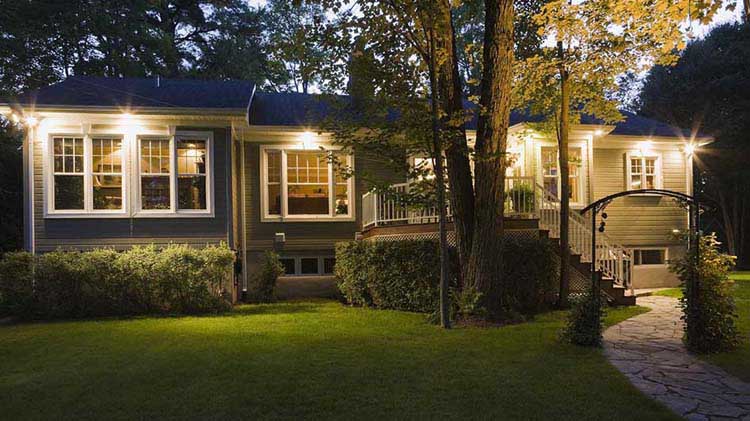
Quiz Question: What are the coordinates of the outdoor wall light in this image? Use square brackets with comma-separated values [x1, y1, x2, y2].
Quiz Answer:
[594, 129, 604, 136]
[684, 143, 696, 155]
[299, 131, 317, 149]
[24, 116, 38, 127]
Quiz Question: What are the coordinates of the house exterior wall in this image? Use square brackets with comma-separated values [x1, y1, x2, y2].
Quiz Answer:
[29, 116, 235, 251]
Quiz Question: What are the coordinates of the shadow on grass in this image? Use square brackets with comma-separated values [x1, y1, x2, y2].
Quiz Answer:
[230, 300, 332, 317]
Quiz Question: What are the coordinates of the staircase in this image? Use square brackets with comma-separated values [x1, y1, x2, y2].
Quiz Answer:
[536, 185, 636, 306]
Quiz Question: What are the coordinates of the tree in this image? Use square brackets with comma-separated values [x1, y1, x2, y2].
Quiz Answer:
[639, 22, 750, 268]
[515, 0, 735, 307]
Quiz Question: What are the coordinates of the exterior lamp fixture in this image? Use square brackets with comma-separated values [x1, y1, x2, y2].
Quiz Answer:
[299, 131, 317, 150]
[24, 116, 38, 127]
[684, 143, 696, 156]
[594, 129, 604, 136]
[121, 112, 133, 120]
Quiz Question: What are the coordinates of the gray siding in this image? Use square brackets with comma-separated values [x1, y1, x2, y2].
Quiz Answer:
[592, 146, 689, 247]
[33, 126, 231, 251]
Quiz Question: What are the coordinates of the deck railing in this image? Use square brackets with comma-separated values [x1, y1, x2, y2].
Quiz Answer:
[362, 176, 535, 229]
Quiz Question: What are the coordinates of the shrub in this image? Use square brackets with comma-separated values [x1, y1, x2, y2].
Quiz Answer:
[0, 252, 34, 316]
[560, 290, 604, 347]
[670, 234, 739, 353]
[0, 243, 234, 320]
[335, 236, 557, 315]
[247, 251, 284, 303]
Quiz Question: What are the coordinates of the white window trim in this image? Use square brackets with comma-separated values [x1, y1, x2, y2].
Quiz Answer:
[134, 131, 214, 218]
[625, 152, 663, 193]
[632, 247, 669, 267]
[260, 144, 355, 222]
[536, 142, 586, 207]
[278, 255, 336, 276]
[44, 133, 129, 218]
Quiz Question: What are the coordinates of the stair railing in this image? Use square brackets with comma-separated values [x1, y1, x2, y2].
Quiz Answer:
[536, 183, 632, 291]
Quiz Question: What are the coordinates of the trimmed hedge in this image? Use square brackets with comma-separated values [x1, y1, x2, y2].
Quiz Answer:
[247, 251, 284, 303]
[335, 236, 557, 314]
[0, 244, 234, 320]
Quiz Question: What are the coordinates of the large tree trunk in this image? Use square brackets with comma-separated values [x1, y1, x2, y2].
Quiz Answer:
[435, 0, 474, 279]
[557, 41, 571, 308]
[744, 0, 750, 24]
[465, 0, 514, 317]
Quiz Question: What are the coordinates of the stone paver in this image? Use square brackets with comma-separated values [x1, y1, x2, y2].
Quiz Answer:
[604, 296, 750, 420]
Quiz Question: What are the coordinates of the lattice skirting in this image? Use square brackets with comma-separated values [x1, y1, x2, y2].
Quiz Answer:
[363, 229, 539, 247]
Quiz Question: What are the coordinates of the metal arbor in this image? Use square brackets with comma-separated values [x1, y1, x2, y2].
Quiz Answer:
[579, 189, 702, 305]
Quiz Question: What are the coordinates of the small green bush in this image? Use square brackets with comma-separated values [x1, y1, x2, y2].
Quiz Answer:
[502, 236, 558, 314]
[248, 251, 284, 303]
[670, 234, 739, 353]
[560, 291, 604, 347]
[0, 243, 234, 320]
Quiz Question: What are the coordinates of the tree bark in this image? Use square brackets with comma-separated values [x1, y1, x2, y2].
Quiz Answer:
[427, 20, 451, 329]
[744, 0, 750, 24]
[465, 0, 514, 317]
[557, 40, 571, 308]
[435, 0, 475, 282]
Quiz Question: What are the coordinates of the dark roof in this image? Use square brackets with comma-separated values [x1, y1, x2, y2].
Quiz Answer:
[248, 92, 333, 126]
[609, 111, 696, 138]
[10, 76, 255, 110]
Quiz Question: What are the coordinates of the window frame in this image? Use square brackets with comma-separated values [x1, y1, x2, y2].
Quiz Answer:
[537, 143, 585, 206]
[632, 247, 669, 266]
[277, 255, 336, 276]
[625, 152, 663, 192]
[45, 133, 128, 217]
[135, 131, 214, 218]
[259, 144, 355, 222]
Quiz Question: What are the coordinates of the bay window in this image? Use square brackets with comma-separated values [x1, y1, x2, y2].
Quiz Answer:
[261, 146, 354, 220]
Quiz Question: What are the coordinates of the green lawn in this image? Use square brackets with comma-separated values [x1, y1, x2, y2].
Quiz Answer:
[0, 302, 676, 420]
[653, 271, 750, 381]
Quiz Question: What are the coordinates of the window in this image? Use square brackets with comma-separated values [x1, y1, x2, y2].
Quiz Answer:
[140, 138, 171, 210]
[277, 256, 335, 276]
[540, 145, 583, 203]
[261, 147, 354, 220]
[300, 258, 319, 274]
[633, 248, 667, 265]
[177, 139, 207, 210]
[52, 137, 85, 210]
[137, 134, 212, 214]
[279, 258, 296, 275]
[92, 138, 123, 210]
[627, 154, 661, 190]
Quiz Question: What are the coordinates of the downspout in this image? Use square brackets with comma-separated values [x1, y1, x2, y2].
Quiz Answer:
[25, 124, 35, 253]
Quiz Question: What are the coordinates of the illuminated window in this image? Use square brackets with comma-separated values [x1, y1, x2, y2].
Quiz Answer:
[177, 140, 207, 210]
[261, 147, 354, 220]
[628, 155, 661, 190]
[52, 137, 85, 210]
[139, 138, 171, 210]
[540, 146, 583, 203]
[92, 138, 123, 210]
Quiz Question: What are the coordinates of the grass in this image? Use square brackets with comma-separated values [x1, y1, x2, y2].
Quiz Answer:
[0, 302, 677, 420]
[652, 271, 750, 381]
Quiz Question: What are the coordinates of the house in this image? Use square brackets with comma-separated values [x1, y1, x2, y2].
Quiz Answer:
[0, 76, 709, 303]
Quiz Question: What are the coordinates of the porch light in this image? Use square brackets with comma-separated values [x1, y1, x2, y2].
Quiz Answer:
[24, 116, 38, 127]
[684, 143, 696, 156]
[299, 131, 317, 149]
[639, 139, 654, 155]
[121, 112, 133, 120]
[594, 129, 604, 136]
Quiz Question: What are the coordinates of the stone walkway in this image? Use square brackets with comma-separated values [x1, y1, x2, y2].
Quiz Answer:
[603, 296, 750, 420]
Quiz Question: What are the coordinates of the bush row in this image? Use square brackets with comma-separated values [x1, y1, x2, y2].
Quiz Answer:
[335, 236, 558, 315]
[0, 244, 235, 320]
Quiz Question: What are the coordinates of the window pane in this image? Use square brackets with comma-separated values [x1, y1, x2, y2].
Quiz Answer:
[268, 184, 281, 215]
[335, 184, 348, 215]
[178, 175, 207, 210]
[141, 176, 170, 210]
[93, 175, 122, 210]
[630, 175, 641, 189]
[323, 257, 335, 275]
[177, 140, 206, 175]
[93, 139, 122, 174]
[279, 258, 295, 275]
[288, 184, 329, 215]
[267, 150, 281, 183]
[140, 139, 170, 174]
[54, 175, 84, 210]
[542, 147, 558, 176]
[636, 249, 665, 265]
[300, 258, 319, 275]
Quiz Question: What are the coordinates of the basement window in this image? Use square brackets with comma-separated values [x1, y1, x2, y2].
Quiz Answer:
[633, 248, 668, 266]
[278, 256, 335, 276]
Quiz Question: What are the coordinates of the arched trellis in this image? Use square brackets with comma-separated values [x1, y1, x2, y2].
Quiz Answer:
[580, 189, 704, 305]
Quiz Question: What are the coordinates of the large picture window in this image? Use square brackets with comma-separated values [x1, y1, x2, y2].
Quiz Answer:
[261, 147, 353, 220]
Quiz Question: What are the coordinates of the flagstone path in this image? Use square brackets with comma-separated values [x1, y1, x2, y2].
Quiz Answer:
[603, 296, 750, 420]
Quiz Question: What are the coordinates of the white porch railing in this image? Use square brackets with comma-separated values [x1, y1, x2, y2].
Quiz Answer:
[362, 176, 536, 229]
[538, 185, 632, 290]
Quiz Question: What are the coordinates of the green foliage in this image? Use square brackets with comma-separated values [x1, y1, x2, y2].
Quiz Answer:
[560, 291, 605, 347]
[0, 244, 234, 320]
[248, 251, 284, 303]
[336, 236, 557, 316]
[505, 183, 536, 213]
[670, 234, 739, 353]
[335, 240, 457, 313]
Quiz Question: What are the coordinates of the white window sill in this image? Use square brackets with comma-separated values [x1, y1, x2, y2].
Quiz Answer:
[261, 215, 356, 223]
[45, 212, 129, 219]
[134, 211, 214, 218]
